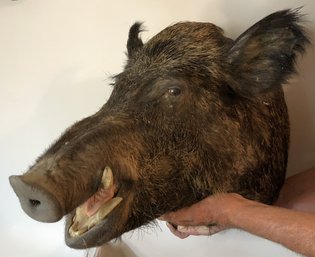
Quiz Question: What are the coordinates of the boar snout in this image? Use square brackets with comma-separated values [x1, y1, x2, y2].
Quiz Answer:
[9, 175, 64, 222]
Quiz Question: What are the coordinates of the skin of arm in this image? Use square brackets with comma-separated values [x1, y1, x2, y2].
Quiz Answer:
[275, 168, 315, 213]
[160, 167, 315, 257]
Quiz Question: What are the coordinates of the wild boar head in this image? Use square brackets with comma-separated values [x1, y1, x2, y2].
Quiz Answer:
[9, 9, 309, 249]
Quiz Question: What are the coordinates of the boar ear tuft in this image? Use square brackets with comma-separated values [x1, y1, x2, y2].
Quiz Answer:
[127, 22, 144, 58]
[227, 8, 310, 98]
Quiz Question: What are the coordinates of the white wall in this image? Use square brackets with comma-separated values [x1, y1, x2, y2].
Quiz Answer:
[0, 1, 314, 257]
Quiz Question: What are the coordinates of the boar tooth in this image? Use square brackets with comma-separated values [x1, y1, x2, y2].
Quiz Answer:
[101, 166, 113, 189]
[96, 197, 123, 221]
[69, 209, 89, 237]
[69, 224, 88, 237]
[69, 197, 123, 237]
[88, 197, 123, 229]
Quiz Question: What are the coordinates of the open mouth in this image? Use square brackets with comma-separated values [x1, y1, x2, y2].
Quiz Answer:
[68, 166, 123, 238]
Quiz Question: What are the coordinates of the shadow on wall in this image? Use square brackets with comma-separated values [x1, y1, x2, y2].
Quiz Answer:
[285, 30, 315, 176]
[0, 0, 25, 7]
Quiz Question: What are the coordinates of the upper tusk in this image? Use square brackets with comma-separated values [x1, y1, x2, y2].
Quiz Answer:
[102, 166, 113, 189]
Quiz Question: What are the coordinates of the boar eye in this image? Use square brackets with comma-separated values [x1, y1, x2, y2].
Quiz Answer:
[167, 86, 181, 97]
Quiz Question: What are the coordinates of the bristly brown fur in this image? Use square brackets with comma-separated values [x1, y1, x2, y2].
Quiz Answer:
[13, 9, 310, 249]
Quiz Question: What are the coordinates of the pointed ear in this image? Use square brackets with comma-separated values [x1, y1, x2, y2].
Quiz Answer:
[127, 22, 144, 58]
[226, 9, 310, 98]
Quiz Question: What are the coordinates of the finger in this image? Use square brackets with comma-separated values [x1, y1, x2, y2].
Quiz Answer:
[178, 225, 211, 235]
[166, 222, 190, 239]
[159, 199, 213, 226]
[178, 225, 223, 236]
[160, 210, 194, 226]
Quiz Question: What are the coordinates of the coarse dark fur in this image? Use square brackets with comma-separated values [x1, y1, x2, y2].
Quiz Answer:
[10, 9, 310, 249]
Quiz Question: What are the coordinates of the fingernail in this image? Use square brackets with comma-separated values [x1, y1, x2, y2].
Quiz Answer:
[196, 226, 211, 235]
[177, 225, 188, 232]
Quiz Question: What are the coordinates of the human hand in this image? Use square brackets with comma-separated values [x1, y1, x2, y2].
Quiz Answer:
[164, 221, 223, 239]
[159, 193, 247, 238]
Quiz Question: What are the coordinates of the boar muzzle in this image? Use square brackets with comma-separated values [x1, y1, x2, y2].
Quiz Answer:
[9, 175, 64, 222]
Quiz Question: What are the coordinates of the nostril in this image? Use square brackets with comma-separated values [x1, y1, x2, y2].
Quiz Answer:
[29, 199, 41, 208]
[9, 175, 64, 222]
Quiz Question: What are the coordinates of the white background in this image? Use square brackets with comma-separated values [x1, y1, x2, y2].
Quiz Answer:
[0, 1, 314, 257]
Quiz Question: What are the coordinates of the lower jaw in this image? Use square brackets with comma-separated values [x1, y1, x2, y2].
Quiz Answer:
[65, 216, 109, 249]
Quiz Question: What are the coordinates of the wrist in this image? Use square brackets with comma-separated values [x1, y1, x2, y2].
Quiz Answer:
[214, 193, 256, 228]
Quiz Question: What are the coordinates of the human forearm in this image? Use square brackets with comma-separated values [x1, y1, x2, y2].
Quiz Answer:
[226, 198, 315, 257]
[162, 193, 315, 256]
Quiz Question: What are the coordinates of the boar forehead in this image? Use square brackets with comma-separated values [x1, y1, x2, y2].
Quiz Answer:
[143, 22, 228, 60]
[108, 22, 232, 109]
